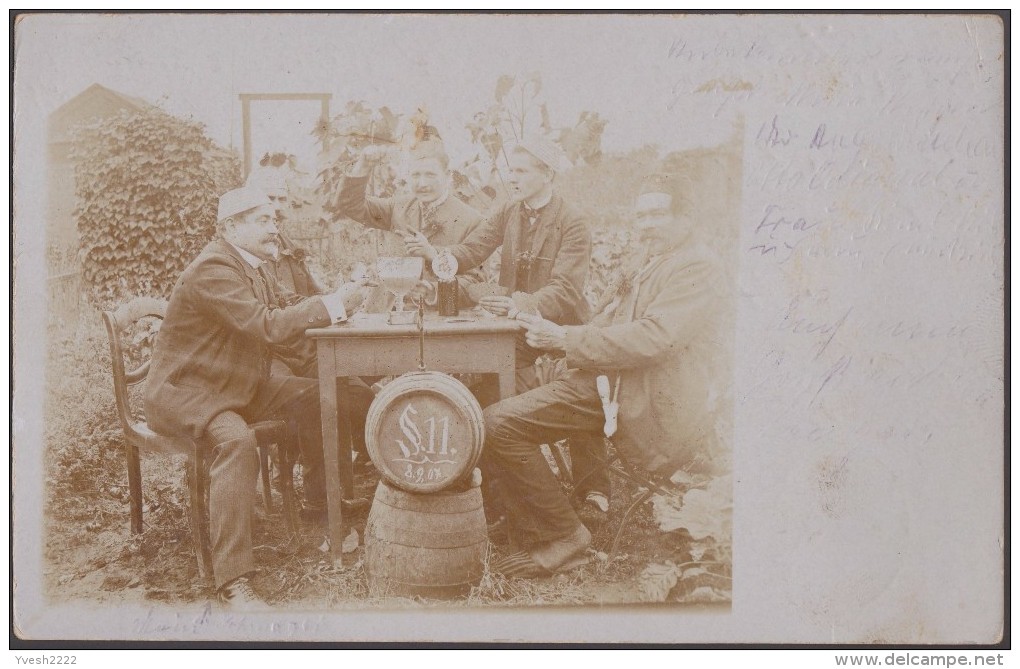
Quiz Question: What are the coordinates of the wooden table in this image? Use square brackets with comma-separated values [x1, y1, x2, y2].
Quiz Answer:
[307, 310, 520, 564]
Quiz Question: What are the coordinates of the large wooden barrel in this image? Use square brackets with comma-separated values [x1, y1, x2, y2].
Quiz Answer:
[364, 479, 487, 599]
[365, 371, 484, 493]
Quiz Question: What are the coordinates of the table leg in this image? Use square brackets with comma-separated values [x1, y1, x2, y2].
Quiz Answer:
[317, 351, 343, 567]
[497, 368, 516, 400]
[336, 376, 355, 500]
[497, 336, 517, 400]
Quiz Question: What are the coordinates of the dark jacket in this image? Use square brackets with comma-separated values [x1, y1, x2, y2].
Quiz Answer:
[263, 234, 323, 298]
[144, 239, 330, 439]
[447, 193, 592, 365]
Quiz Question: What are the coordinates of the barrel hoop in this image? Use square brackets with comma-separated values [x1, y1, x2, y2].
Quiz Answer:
[371, 500, 484, 515]
[367, 577, 480, 589]
[365, 535, 487, 551]
[374, 482, 484, 513]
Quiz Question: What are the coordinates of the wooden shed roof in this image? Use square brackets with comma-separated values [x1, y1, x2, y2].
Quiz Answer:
[48, 83, 153, 143]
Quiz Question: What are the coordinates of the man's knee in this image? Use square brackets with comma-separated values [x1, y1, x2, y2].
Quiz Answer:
[483, 401, 514, 443]
[214, 432, 259, 457]
[205, 411, 252, 446]
[209, 431, 260, 485]
[204, 412, 260, 473]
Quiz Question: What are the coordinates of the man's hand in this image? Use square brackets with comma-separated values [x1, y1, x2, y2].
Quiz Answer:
[404, 232, 438, 262]
[334, 277, 374, 311]
[408, 279, 437, 304]
[479, 295, 516, 316]
[350, 145, 388, 177]
[519, 313, 568, 352]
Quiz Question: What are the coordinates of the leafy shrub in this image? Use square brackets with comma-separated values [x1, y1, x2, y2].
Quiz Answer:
[45, 332, 123, 497]
[45, 322, 191, 538]
[555, 145, 662, 229]
[586, 223, 639, 308]
[306, 101, 415, 286]
[71, 107, 241, 308]
[314, 100, 403, 217]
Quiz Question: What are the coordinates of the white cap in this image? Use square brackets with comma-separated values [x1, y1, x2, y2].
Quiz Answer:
[217, 186, 272, 222]
[512, 135, 572, 173]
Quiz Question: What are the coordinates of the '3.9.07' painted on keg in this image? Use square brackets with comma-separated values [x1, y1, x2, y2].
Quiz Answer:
[394, 404, 457, 483]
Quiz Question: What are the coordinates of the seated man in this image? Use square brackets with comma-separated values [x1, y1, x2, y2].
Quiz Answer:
[245, 165, 333, 380]
[144, 186, 371, 609]
[439, 136, 609, 528]
[483, 172, 728, 578]
[246, 163, 325, 298]
[443, 136, 592, 381]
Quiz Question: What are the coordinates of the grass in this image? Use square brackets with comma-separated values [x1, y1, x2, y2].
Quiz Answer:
[42, 318, 731, 610]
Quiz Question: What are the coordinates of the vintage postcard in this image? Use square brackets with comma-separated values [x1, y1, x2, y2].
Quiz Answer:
[12, 13, 1004, 644]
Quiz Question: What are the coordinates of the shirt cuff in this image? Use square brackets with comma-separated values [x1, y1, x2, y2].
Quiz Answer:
[319, 292, 348, 322]
[563, 325, 587, 367]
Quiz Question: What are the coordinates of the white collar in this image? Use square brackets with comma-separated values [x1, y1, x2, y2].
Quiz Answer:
[420, 189, 450, 211]
[523, 189, 554, 212]
[228, 241, 264, 269]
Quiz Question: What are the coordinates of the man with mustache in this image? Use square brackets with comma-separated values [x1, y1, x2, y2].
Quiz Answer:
[144, 187, 371, 609]
[338, 138, 485, 299]
[481, 171, 729, 578]
[246, 162, 325, 299]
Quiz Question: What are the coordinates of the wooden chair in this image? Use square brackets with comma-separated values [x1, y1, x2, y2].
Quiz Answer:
[102, 296, 299, 581]
[550, 438, 687, 558]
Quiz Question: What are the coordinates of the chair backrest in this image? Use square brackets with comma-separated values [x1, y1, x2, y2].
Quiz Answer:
[102, 296, 168, 438]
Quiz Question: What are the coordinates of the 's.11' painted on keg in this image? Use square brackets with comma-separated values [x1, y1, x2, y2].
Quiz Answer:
[394, 403, 457, 461]
[366, 371, 484, 494]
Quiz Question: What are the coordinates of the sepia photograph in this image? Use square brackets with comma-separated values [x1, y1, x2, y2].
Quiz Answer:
[12, 12, 1003, 645]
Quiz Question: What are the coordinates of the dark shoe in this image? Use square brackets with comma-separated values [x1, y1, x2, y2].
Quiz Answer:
[493, 551, 555, 578]
[487, 515, 509, 545]
[493, 548, 589, 579]
[217, 575, 272, 612]
[299, 503, 327, 524]
[531, 523, 591, 572]
[585, 491, 609, 512]
[300, 498, 370, 523]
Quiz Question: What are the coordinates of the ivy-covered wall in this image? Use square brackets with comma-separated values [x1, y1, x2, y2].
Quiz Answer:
[71, 107, 241, 308]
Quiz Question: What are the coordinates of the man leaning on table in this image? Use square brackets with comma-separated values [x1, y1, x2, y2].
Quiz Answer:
[144, 186, 372, 610]
[482, 170, 729, 578]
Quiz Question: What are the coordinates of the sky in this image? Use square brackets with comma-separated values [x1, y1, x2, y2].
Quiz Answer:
[15, 13, 741, 170]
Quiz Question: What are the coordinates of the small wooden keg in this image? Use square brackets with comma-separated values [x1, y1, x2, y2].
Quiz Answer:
[364, 479, 487, 599]
[365, 371, 484, 493]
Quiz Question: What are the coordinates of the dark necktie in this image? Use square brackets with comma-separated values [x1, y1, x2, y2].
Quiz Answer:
[420, 201, 441, 238]
[255, 265, 273, 305]
[522, 204, 540, 227]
